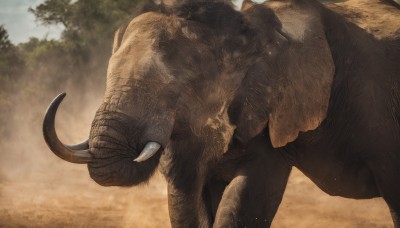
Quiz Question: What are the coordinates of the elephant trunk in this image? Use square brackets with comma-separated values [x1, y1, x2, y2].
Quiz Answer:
[87, 106, 167, 187]
[88, 137, 162, 186]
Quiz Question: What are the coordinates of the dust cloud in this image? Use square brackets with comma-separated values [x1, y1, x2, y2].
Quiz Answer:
[0, 63, 171, 227]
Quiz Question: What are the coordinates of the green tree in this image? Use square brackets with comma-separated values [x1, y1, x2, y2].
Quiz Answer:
[0, 25, 24, 81]
[0, 25, 12, 50]
[29, 0, 142, 67]
[0, 0, 146, 128]
[0, 26, 25, 137]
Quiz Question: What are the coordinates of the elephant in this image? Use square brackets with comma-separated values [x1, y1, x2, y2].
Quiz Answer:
[43, 0, 400, 227]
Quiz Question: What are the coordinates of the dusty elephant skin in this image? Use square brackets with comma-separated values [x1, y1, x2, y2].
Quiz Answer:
[43, 0, 400, 227]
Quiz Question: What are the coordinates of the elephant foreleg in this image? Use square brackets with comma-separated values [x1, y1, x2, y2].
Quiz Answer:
[204, 177, 227, 221]
[213, 140, 292, 228]
[167, 181, 212, 228]
[368, 149, 400, 228]
[391, 207, 400, 228]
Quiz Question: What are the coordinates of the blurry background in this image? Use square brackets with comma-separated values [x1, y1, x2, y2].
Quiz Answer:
[0, 0, 395, 227]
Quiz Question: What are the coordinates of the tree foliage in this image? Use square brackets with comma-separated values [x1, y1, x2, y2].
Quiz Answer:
[29, 0, 141, 66]
[0, 26, 24, 137]
[0, 25, 24, 82]
[0, 0, 143, 100]
[0, 25, 12, 50]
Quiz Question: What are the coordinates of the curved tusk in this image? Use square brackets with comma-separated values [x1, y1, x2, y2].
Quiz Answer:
[43, 92, 93, 164]
[68, 139, 89, 150]
[133, 142, 161, 162]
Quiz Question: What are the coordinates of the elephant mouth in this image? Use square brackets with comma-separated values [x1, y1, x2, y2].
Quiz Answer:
[87, 149, 163, 186]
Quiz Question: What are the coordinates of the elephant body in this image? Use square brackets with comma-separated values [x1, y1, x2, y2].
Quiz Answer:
[43, 0, 400, 227]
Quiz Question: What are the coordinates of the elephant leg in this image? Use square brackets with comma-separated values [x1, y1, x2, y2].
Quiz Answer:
[213, 137, 292, 228]
[369, 152, 400, 228]
[167, 179, 212, 228]
[390, 207, 400, 228]
[376, 175, 400, 228]
[204, 177, 228, 221]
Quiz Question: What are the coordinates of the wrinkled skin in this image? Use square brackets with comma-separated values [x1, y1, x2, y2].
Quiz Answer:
[43, 0, 400, 227]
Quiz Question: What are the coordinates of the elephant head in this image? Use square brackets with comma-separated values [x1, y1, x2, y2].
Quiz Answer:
[43, 0, 334, 224]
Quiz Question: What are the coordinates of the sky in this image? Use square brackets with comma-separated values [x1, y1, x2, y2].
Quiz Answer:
[0, 0, 64, 44]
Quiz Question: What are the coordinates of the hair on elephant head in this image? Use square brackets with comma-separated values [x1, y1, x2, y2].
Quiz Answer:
[43, 0, 340, 226]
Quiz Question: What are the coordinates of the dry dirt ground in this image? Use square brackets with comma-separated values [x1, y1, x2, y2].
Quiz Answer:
[0, 168, 393, 228]
[0, 0, 399, 227]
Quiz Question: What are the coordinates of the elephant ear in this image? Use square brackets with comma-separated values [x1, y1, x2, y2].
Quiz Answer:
[112, 24, 128, 54]
[232, 1, 334, 148]
[241, 0, 255, 10]
[112, 1, 159, 54]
